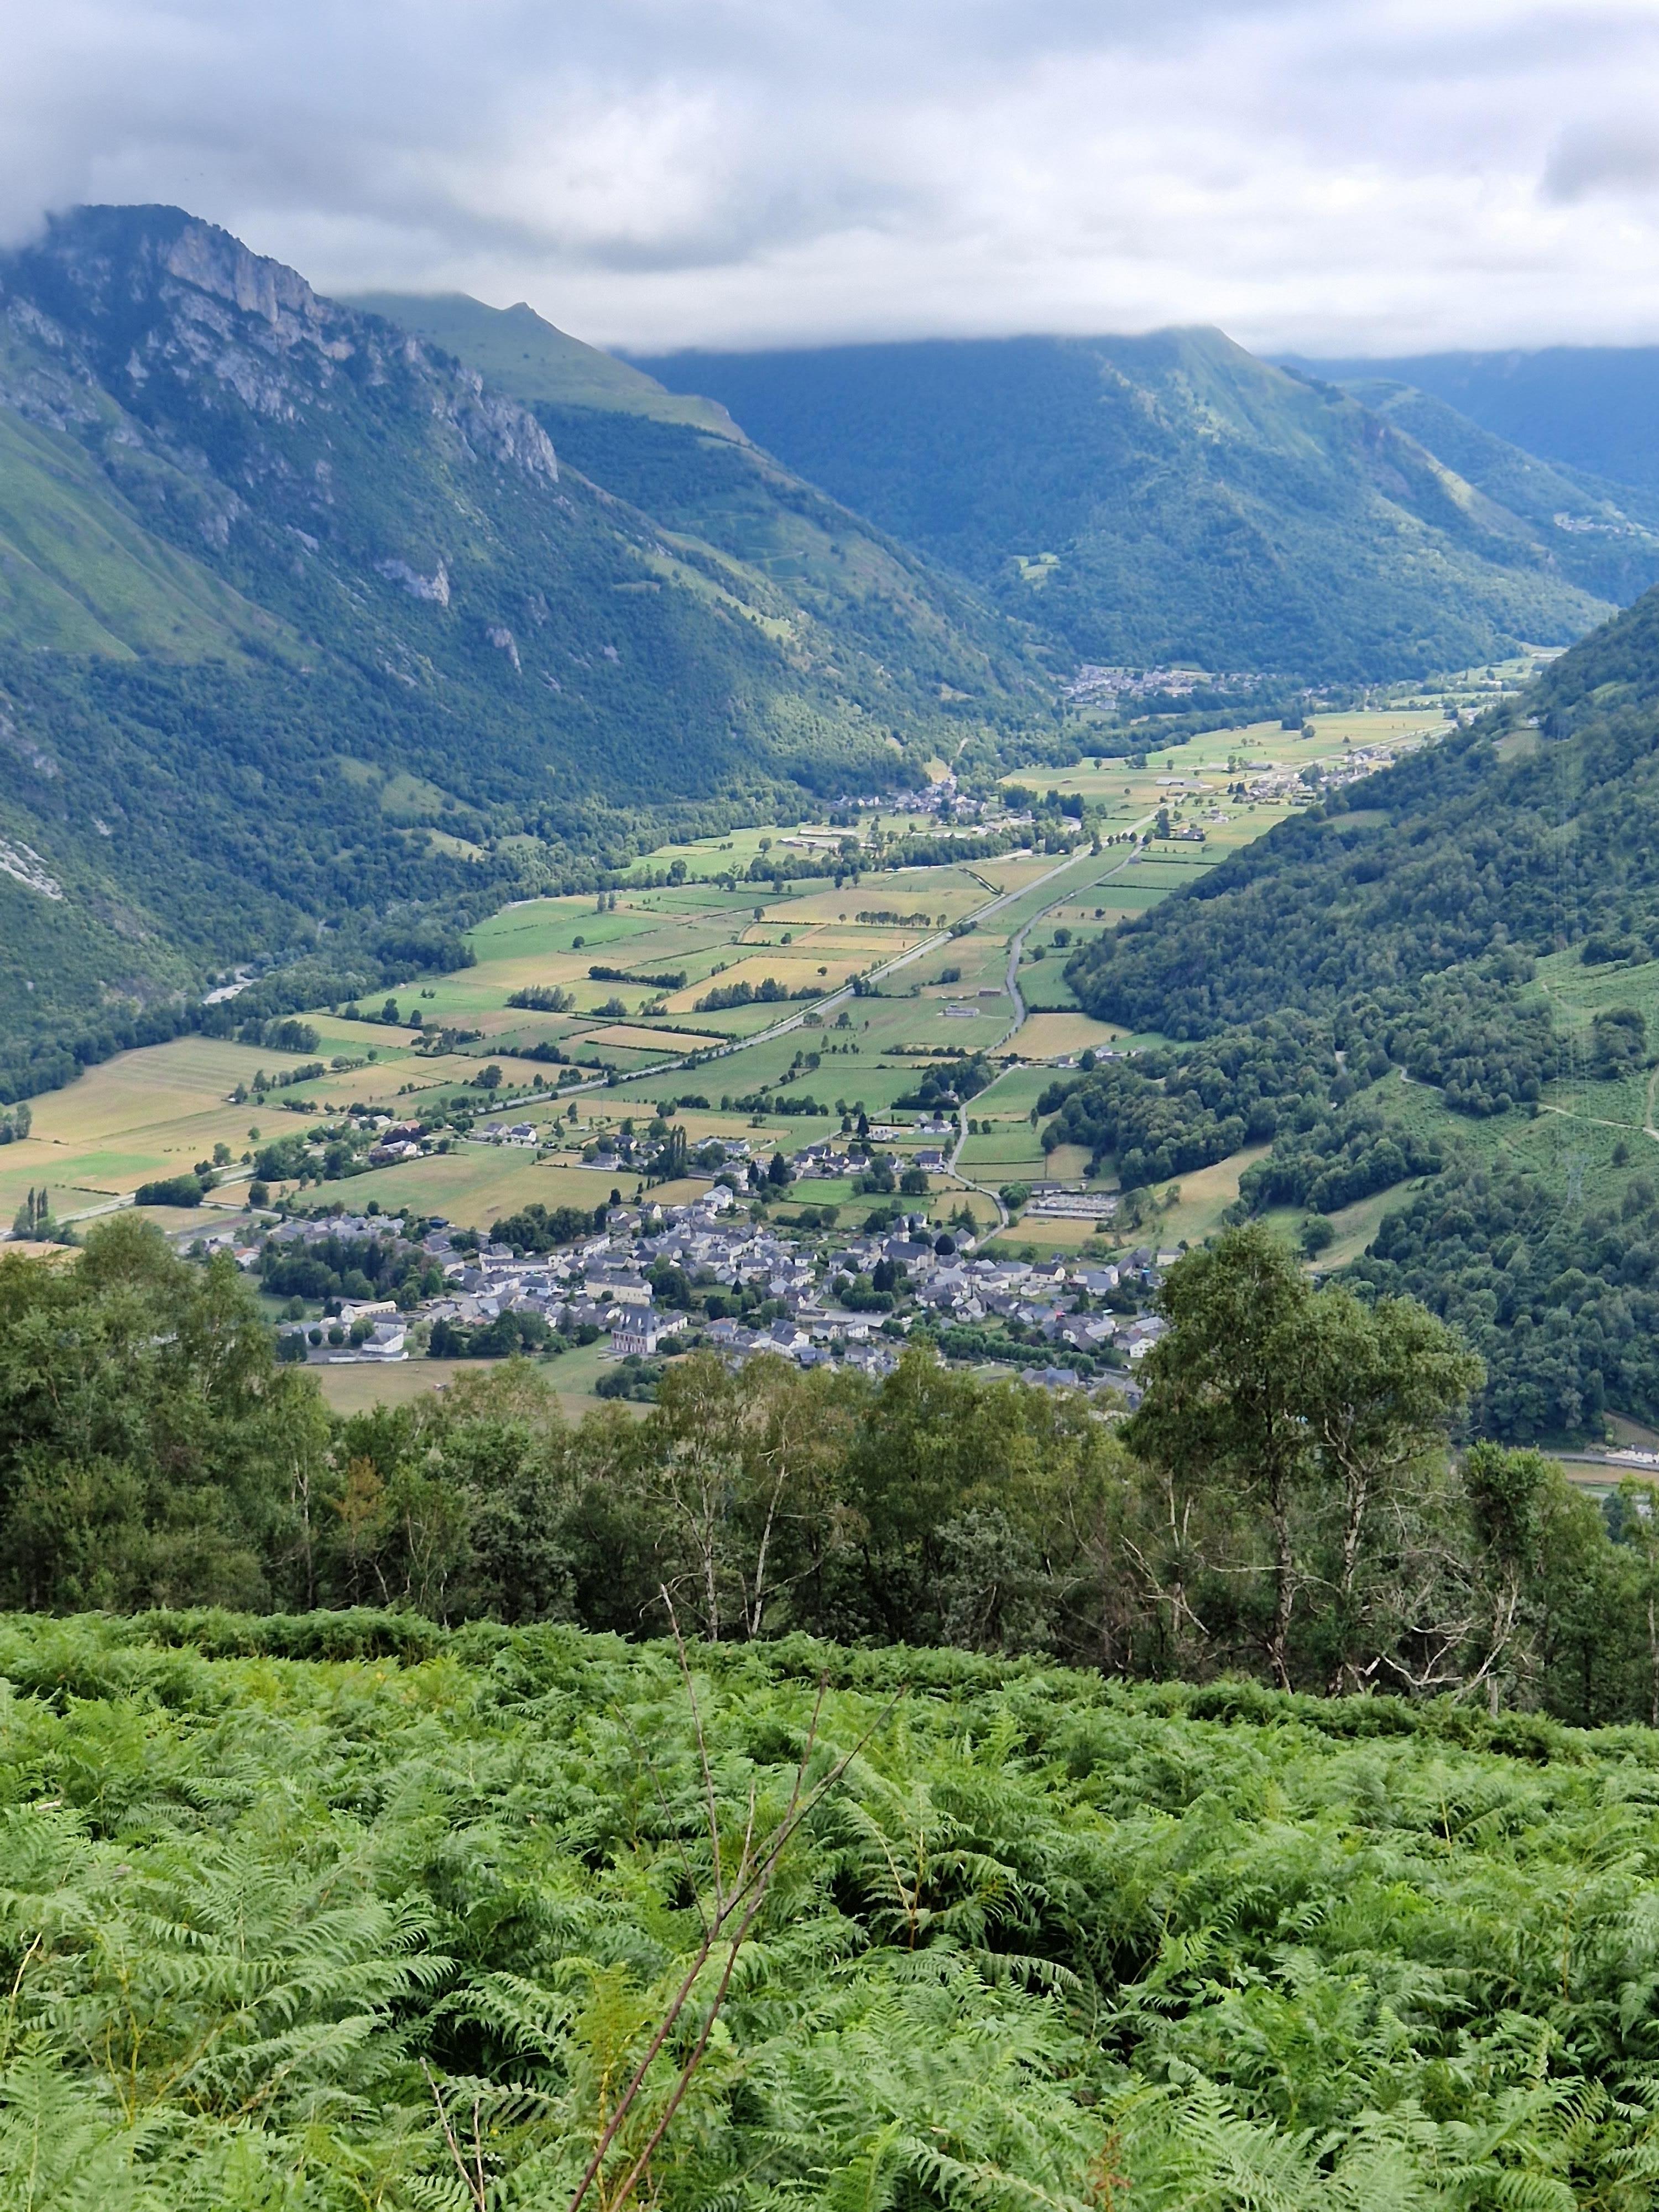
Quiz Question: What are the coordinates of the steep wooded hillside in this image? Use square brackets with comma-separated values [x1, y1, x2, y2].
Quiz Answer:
[636, 327, 1615, 680]
[1053, 588, 1659, 1436]
[1336, 377, 1659, 606]
[0, 208, 1032, 1094]
[1067, 586, 1659, 1038]
[347, 291, 1029, 723]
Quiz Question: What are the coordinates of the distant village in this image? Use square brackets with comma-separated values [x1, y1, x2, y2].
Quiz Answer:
[192, 1137, 1171, 1401]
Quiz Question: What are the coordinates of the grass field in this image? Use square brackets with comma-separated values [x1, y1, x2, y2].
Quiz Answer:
[307, 1340, 648, 1424]
[1155, 1144, 1272, 1249]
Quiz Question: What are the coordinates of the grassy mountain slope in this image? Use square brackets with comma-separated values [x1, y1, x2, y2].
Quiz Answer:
[0, 409, 287, 658]
[0, 208, 1033, 1089]
[347, 290, 739, 432]
[636, 327, 1614, 681]
[351, 291, 1029, 712]
[1288, 345, 1659, 492]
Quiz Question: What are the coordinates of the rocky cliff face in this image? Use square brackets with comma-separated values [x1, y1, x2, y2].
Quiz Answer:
[1, 206, 560, 573]
[0, 207, 1024, 1079]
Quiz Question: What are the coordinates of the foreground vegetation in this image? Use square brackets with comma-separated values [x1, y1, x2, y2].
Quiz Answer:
[10, 1219, 1659, 2204]
[7, 1611, 1659, 2207]
[11, 1215, 1659, 1728]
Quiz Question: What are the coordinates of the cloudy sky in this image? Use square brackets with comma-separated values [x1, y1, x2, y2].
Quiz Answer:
[7, 0, 1659, 355]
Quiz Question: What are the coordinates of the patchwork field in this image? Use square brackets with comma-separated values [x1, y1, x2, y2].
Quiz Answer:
[5, 698, 1458, 1251]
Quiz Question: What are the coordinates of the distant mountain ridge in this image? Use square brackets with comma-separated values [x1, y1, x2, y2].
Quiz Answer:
[0, 206, 1032, 1093]
[346, 291, 742, 436]
[634, 328, 1624, 681]
[1282, 346, 1659, 493]
[1327, 378, 1659, 608]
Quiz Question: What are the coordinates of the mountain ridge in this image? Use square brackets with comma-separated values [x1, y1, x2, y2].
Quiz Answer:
[0, 206, 1035, 1093]
[1281, 345, 1659, 493]
[635, 327, 1620, 680]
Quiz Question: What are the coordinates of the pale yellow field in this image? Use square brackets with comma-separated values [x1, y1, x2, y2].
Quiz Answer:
[1305, 708, 1446, 747]
[1042, 1143, 1094, 1182]
[18, 1036, 277, 1145]
[760, 885, 963, 926]
[302, 1014, 424, 1059]
[310, 1357, 479, 1415]
[998, 1213, 1107, 1253]
[776, 926, 922, 957]
[0, 1238, 77, 1265]
[1154, 1144, 1272, 1248]
[1013, 1012, 1129, 1058]
[581, 1022, 727, 1054]
[661, 956, 860, 1016]
[0, 1036, 285, 1217]
[968, 854, 1060, 894]
[312, 1345, 651, 1422]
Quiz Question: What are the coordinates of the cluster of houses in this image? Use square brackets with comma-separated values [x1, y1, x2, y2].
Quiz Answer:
[1228, 742, 1410, 807]
[1063, 665, 1265, 705]
[236, 1187, 1166, 1396]
[364, 1117, 433, 1166]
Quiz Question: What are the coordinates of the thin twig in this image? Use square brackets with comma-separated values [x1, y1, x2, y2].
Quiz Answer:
[662, 1590, 726, 1918]
[615, 1700, 713, 1942]
[0, 1933, 41, 2064]
[565, 1629, 894, 2212]
[422, 2058, 487, 2212]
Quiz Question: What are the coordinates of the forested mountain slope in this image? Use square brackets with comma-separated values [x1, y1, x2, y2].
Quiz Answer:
[1337, 375, 1659, 606]
[1067, 586, 1659, 1037]
[1052, 588, 1659, 1436]
[1289, 343, 1659, 492]
[636, 327, 1614, 680]
[0, 208, 1031, 1097]
[347, 291, 1025, 716]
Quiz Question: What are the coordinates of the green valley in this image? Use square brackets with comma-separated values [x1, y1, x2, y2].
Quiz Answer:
[16, 35, 1659, 2212]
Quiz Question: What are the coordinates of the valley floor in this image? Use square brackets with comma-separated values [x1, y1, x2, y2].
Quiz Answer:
[3, 694, 1525, 1416]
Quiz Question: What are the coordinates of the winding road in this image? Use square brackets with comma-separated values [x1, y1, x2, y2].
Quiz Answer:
[938, 830, 1154, 1229]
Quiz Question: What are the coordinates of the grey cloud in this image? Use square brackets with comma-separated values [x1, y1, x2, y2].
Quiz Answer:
[1544, 118, 1659, 202]
[4, 0, 1659, 351]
